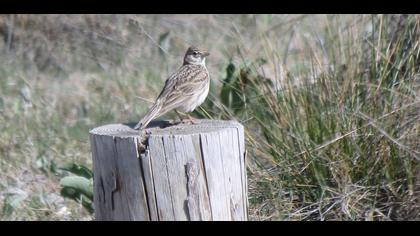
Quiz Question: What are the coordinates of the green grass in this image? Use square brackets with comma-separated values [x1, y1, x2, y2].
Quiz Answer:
[0, 14, 419, 220]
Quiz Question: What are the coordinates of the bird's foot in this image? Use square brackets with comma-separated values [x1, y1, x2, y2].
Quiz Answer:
[182, 114, 196, 125]
[169, 119, 181, 125]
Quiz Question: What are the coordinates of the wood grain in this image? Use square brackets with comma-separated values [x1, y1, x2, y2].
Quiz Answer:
[89, 119, 247, 221]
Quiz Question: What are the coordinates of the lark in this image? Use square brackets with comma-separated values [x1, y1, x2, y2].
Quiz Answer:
[134, 46, 210, 130]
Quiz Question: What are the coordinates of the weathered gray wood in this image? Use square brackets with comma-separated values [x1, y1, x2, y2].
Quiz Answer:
[89, 134, 149, 220]
[148, 135, 176, 220]
[184, 134, 212, 220]
[139, 150, 159, 221]
[89, 119, 247, 221]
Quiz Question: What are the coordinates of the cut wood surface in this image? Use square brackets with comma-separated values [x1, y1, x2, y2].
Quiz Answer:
[89, 119, 247, 221]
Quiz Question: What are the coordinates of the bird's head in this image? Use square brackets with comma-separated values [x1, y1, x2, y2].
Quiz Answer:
[183, 46, 210, 66]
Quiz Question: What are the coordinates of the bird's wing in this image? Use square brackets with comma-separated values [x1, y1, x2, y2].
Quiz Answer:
[157, 65, 208, 107]
[174, 65, 209, 95]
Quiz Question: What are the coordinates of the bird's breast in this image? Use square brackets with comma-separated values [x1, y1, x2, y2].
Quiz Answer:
[179, 78, 210, 113]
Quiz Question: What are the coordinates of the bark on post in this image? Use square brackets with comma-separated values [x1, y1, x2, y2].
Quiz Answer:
[89, 119, 247, 221]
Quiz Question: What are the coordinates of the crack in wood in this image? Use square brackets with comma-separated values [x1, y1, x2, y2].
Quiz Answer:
[145, 148, 160, 221]
[185, 161, 199, 220]
[139, 150, 152, 221]
[110, 170, 118, 211]
[198, 133, 213, 220]
[99, 176, 105, 204]
[161, 136, 177, 219]
[137, 131, 150, 154]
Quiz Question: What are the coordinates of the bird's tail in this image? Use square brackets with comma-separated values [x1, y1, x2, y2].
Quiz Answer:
[134, 102, 162, 130]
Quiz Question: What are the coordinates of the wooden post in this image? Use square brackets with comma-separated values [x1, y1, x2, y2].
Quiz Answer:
[89, 119, 247, 221]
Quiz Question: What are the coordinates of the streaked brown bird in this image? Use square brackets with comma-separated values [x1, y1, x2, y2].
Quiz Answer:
[134, 46, 210, 130]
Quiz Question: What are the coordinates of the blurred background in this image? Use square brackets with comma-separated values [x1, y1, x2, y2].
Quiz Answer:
[0, 14, 419, 220]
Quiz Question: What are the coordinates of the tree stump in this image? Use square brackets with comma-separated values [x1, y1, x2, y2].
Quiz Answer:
[89, 119, 247, 221]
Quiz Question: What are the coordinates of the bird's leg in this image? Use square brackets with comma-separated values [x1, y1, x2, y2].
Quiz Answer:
[174, 110, 185, 124]
[174, 110, 196, 125]
[186, 114, 196, 124]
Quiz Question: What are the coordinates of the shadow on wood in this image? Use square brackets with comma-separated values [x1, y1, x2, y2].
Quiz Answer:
[123, 120, 173, 130]
[89, 119, 247, 221]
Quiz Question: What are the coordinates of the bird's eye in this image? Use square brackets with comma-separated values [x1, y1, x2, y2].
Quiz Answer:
[193, 51, 198, 56]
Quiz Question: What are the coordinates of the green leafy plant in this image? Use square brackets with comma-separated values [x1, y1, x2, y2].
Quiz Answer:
[59, 163, 94, 214]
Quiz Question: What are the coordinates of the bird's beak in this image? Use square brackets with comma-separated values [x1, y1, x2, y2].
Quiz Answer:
[202, 51, 210, 57]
